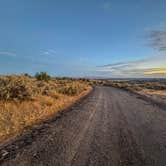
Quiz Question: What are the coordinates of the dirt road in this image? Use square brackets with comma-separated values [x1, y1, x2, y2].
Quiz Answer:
[1, 86, 166, 166]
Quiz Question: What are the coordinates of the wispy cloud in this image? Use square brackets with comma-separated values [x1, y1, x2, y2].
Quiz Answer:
[0, 51, 16, 57]
[148, 30, 166, 51]
[43, 49, 56, 55]
[40, 27, 166, 78]
[95, 28, 166, 78]
[98, 55, 166, 77]
[99, 59, 148, 68]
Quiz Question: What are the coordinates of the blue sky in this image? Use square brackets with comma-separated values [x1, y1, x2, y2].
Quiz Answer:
[0, 0, 166, 77]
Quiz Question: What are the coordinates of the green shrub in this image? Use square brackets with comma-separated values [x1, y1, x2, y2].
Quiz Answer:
[35, 72, 50, 82]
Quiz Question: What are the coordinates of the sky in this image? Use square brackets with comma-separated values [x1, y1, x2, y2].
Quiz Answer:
[0, 0, 166, 78]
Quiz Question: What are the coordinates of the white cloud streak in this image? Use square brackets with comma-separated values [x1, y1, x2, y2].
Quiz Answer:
[97, 55, 166, 78]
[43, 49, 56, 55]
[0, 51, 16, 57]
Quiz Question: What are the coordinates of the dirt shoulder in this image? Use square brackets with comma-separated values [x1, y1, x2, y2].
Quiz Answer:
[125, 88, 166, 110]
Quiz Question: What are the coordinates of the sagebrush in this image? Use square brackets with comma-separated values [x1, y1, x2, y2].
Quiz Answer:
[0, 74, 91, 143]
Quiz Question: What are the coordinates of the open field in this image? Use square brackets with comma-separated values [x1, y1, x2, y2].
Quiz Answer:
[0, 74, 91, 143]
[101, 79, 166, 91]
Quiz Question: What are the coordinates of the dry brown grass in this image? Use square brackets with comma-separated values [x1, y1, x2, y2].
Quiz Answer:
[144, 90, 166, 95]
[0, 74, 91, 143]
[99, 79, 166, 92]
